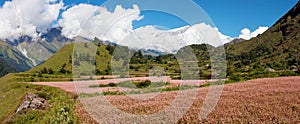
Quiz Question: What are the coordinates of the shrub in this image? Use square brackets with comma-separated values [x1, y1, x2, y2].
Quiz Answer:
[40, 67, 48, 74]
[229, 75, 241, 81]
[30, 77, 35, 82]
[162, 85, 197, 91]
[129, 65, 134, 69]
[108, 83, 117, 87]
[102, 91, 124, 96]
[280, 71, 296, 76]
[36, 92, 50, 100]
[162, 86, 180, 91]
[135, 80, 151, 88]
[59, 68, 66, 74]
[37, 72, 43, 78]
[89, 83, 117, 88]
[48, 68, 54, 74]
[31, 73, 37, 77]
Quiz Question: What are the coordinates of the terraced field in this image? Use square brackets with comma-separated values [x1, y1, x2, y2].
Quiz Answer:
[30, 76, 300, 123]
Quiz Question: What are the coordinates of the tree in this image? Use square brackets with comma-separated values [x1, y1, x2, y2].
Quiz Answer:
[106, 45, 115, 55]
[69, 56, 72, 64]
[41, 67, 48, 74]
[60, 68, 67, 74]
[85, 53, 91, 62]
[74, 59, 80, 66]
[38, 72, 43, 77]
[93, 37, 100, 46]
[60, 64, 67, 74]
[74, 51, 78, 60]
[84, 42, 88, 48]
[48, 68, 54, 74]
[95, 69, 100, 75]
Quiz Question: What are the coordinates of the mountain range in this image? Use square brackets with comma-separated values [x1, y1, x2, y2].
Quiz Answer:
[0, 27, 73, 72]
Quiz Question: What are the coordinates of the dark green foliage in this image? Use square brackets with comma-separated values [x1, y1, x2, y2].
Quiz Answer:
[162, 86, 180, 91]
[89, 83, 118, 88]
[0, 58, 16, 77]
[106, 45, 115, 55]
[162, 85, 198, 92]
[108, 82, 117, 87]
[102, 91, 124, 96]
[229, 74, 242, 81]
[279, 70, 297, 76]
[135, 80, 151, 88]
[130, 50, 145, 64]
[40, 67, 48, 74]
[37, 72, 43, 77]
[47, 68, 54, 74]
[59, 68, 66, 74]
[84, 42, 88, 48]
[59, 63, 69, 74]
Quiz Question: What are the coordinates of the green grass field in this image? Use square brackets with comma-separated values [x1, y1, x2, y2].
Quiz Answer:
[0, 74, 78, 123]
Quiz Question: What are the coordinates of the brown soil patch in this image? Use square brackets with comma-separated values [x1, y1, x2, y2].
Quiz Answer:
[75, 99, 98, 124]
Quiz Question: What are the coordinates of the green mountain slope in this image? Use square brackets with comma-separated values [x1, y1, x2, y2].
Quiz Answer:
[30, 41, 113, 76]
[0, 40, 32, 71]
[0, 58, 16, 77]
[226, 1, 300, 70]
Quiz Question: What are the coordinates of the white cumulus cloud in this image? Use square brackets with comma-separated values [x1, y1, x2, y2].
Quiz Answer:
[59, 4, 143, 41]
[0, 0, 64, 40]
[238, 26, 268, 40]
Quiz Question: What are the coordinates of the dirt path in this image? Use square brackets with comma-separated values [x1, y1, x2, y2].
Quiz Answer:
[29, 76, 210, 94]
[31, 82, 76, 94]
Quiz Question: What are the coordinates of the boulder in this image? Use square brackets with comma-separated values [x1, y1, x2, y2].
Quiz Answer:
[15, 94, 47, 114]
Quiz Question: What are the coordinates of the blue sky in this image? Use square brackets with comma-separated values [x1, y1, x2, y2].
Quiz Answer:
[194, 0, 299, 37]
[0, 0, 298, 37]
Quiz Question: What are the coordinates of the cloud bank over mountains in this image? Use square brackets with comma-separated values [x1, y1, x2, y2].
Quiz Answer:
[0, 0, 63, 40]
[0, 0, 268, 51]
[119, 24, 233, 52]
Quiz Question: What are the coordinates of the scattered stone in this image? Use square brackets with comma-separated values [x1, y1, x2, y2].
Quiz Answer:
[265, 68, 275, 72]
[291, 65, 298, 72]
[205, 64, 210, 67]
